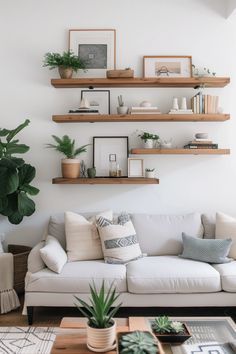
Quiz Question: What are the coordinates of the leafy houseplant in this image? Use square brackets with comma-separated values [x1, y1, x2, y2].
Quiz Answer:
[43, 50, 87, 79]
[0, 119, 39, 224]
[145, 168, 155, 179]
[46, 135, 90, 179]
[138, 132, 159, 149]
[74, 281, 122, 350]
[118, 331, 158, 354]
[117, 95, 128, 115]
[151, 316, 191, 344]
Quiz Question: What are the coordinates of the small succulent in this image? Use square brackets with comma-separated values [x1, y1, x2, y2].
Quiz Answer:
[145, 168, 155, 172]
[118, 95, 124, 107]
[138, 132, 159, 142]
[119, 331, 158, 354]
[152, 316, 172, 334]
[171, 321, 184, 334]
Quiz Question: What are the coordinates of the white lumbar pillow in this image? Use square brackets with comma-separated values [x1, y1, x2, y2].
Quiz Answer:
[40, 235, 67, 273]
[65, 210, 113, 262]
[215, 212, 236, 259]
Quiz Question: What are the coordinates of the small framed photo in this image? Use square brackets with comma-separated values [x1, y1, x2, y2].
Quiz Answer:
[69, 29, 116, 78]
[143, 56, 192, 78]
[81, 90, 110, 114]
[93, 136, 129, 177]
[128, 158, 144, 177]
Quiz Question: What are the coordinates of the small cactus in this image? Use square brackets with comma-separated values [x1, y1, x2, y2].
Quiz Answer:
[171, 321, 184, 334]
[118, 95, 124, 107]
[152, 316, 172, 334]
[119, 331, 158, 354]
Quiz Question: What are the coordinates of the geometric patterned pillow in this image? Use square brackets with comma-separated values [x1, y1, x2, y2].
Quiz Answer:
[179, 232, 232, 264]
[97, 213, 143, 264]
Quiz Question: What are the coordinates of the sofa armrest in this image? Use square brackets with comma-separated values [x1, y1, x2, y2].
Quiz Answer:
[27, 241, 46, 273]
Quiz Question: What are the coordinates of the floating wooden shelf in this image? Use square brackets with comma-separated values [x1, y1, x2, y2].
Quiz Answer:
[52, 177, 159, 185]
[51, 77, 230, 89]
[52, 113, 230, 123]
[131, 148, 230, 155]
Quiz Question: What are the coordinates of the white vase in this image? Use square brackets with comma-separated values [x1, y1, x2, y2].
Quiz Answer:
[145, 171, 155, 178]
[117, 106, 128, 114]
[144, 139, 154, 148]
[61, 158, 80, 178]
[86, 320, 116, 351]
[180, 97, 187, 110]
[172, 97, 179, 110]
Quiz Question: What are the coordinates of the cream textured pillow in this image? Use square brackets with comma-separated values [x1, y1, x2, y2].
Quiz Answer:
[216, 212, 236, 259]
[40, 235, 67, 273]
[97, 213, 142, 264]
[28, 241, 46, 273]
[65, 210, 113, 262]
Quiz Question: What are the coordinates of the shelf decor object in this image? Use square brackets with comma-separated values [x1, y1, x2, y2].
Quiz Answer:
[69, 29, 116, 78]
[128, 158, 144, 178]
[52, 177, 159, 185]
[143, 56, 192, 78]
[81, 89, 111, 114]
[131, 148, 230, 155]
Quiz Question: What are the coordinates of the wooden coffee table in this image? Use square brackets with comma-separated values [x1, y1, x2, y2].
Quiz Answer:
[51, 317, 236, 354]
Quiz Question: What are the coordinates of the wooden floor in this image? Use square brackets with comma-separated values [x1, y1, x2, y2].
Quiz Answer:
[1, 295, 236, 327]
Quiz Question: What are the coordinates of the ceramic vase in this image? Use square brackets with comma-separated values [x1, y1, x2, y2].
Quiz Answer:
[87, 167, 96, 178]
[145, 171, 155, 178]
[144, 139, 154, 148]
[61, 159, 80, 178]
[117, 106, 129, 115]
[86, 320, 116, 351]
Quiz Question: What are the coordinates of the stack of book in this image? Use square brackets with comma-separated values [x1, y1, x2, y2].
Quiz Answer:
[68, 108, 99, 115]
[184, 138, 218, 149]
[191, 92, 219, 114]
[129, 107, 161, 115]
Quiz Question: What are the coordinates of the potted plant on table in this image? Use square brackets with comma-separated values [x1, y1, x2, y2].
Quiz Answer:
[43, 50, 87, 79]
[46, 135, 90, 178]
[74, 281, 122, 352]
[118, 331, 159, 354]
[151, 316, 191, 344]
[138, 132, 159, 149]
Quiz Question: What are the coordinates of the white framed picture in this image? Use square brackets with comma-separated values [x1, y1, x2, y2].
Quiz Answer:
[69, 29, 116, 78]
[143, 56, 192, 78]
[81, 90, 110, 114]
[93, 137, 129, 177]
[128, 158, 144, 177]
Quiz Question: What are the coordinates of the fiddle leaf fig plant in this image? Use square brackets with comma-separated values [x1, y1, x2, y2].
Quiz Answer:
[0, 119, 39, 224]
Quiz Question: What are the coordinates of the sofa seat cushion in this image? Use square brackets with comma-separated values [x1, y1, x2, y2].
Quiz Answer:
[26, 260, 127, 293]
[212, 262, 236, 292]
[126, 256, 221, 294]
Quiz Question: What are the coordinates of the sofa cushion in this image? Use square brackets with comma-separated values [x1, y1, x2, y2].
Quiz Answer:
[126, 256, 221, 293]
[25, 260, 127, 293]
[215, 212, 236, 259]
[212, 262, 236, 292]
[40, 236, 67, 273]
[132, 213, 203, 256]
[201, 214, 216, 239]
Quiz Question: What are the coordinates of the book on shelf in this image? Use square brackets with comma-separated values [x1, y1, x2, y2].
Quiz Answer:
[130, 106, 159, 110]
[184, 143, 218, 149]
[130, 107, 161, 114]
[169, 109, 193, 115]
[69, 109, 99, 114]
[189, 140, 213, 145]
[191, 92, 219, 114]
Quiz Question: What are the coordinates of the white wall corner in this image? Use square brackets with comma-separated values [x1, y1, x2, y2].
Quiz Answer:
[226, 0, 236, 18]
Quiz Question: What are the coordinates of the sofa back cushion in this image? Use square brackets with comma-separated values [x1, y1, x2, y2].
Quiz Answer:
[131, 213, 203, 256]
[201, 214, 216, 239]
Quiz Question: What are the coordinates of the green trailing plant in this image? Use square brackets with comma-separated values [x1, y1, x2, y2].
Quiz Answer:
[152, 316, 184, 334]
[43, 50, 87, 72]
[118, 95, 124, 107]
[0, 119, 39, 224]
[74, 281, 122, 329]
[46, 135, 90, 159]
[119, 331, 158, 354]
[138, 132, 159, 142]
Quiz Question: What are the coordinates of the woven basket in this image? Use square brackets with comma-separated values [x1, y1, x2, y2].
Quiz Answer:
[8, 244, 32, 294]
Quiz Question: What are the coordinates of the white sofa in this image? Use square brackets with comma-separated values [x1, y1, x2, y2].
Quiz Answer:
[24, 212, 236, 324]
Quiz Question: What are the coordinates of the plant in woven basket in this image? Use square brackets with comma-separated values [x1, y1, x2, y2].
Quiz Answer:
[152, 316, 184, 334]
[119, 331, 158, 354]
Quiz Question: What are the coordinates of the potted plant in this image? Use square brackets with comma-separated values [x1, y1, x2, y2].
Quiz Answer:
[138, 132, 159, 148]
[145, 168, 155, 179]
[118, 331, 158, 354]
[46, 135, 90, 178]
[117, 95, 129, 115]
[74, 281, 122, 351]
[0, 119, 39, 224]
[43, 50, 87, 79]
[151, 316, 191, 344]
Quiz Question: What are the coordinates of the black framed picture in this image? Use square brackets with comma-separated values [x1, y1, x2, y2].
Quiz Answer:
[93, 136, 129, 177]
[81, 90, 110, 114]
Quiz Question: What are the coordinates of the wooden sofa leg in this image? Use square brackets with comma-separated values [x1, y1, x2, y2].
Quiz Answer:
[27, 306, 34, 325]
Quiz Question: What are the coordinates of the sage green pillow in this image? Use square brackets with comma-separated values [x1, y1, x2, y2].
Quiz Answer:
[180, 233, 232, 264]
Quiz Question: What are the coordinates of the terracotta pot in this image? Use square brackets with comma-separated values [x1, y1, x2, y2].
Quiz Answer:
[58, 67, 73, 79]
[87, 320, 116, 350]
[61, 159, 80, 178]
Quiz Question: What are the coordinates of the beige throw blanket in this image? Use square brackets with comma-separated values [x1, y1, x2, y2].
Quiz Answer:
[0, 253, 20, 314]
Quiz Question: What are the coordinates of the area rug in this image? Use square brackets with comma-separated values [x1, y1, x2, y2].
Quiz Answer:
[0, 327, 56, 354]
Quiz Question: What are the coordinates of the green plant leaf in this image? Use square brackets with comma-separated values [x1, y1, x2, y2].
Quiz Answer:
[1, 193, 18, 216]
[0, 197, 8, 212]
[0, 166, 19, 196]
[8, 211, 23, 225]
[18, 164, 36, 185]
[18, 192, 35, 216]
[6, 143, 29, 155]
[6, 119, 30, 142]
[20, 185, 39, 196]
[0, 128, 10, 137]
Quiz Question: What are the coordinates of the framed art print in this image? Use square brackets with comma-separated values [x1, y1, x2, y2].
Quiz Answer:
[128, 158, 144, 177]
[81, 90, 110, 114]
[93, 136, 128, 177]
[69, 29, 116, 78]
[143, 56, 192, 78]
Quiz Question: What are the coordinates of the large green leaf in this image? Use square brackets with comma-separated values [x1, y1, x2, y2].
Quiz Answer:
[18, 192, 35, 216]
[0, 197, 8, 212]
[18, 164, 36, 185]
[8, 211, 23, 225]
[20, 184, 39, 195]
[0, 166, 19, 196]
[6, 143, 29, 155]
[6, 119, 30, 142]
[0, 128, 10, 137]
[1, 193, 18, 216]
[0, 157, 24, 170]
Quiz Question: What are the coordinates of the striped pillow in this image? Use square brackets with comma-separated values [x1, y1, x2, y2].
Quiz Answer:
[97, 213, 143, 264]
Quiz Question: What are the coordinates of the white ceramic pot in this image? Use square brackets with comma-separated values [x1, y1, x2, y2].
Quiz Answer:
[86, 320, 116, 350]
[61, 158, 80, 178]
[145, 171, 155, 178]
[143, 139, 154, 149]
[117, 106, 129, 115]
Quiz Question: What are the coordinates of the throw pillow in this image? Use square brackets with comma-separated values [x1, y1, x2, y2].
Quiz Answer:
[65, 210, 113, 262]
[40, 235, 67, 273]
[28, 241, 46, 273]
[180, 233, 232, 264]
[215, 212, 236, 259]
[97, 213, 143, 264]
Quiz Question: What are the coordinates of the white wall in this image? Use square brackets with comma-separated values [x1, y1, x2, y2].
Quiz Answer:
[0, 0, 236, 246]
